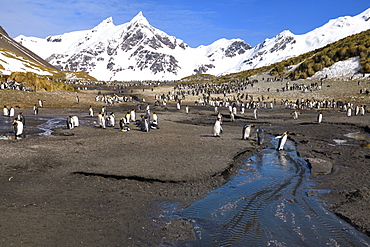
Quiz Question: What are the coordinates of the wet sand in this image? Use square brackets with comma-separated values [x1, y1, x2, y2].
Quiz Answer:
[0, 84, 369, 246]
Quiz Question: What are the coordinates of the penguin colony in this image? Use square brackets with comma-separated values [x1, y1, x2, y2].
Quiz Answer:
[1, 78, 367, 151]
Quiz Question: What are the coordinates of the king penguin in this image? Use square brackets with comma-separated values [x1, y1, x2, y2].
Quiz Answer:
[66, 116, 74, 129]
[242, 124, 255, 140]
[89, 106, 94, 117]
[213, 118, 223, 137]
[275, 131, 289, 151]
[71, 116, 79, 127]
[13, 118, 23, 138]
[317, 111, 323, 123]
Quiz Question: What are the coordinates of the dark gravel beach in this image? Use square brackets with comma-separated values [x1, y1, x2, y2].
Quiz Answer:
[0, 82, 369, 246]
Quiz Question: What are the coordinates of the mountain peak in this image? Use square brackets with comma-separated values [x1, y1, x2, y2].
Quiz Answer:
[359, 7, 370, 21]
[94, 17, 115, 30]
[130, 11, 150, 26]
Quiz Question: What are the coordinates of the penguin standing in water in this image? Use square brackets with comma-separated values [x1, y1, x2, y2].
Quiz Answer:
[242, 124, 255, 140]
[256, 126, 265, 145]
[12, 118, 23, 138]
[275, 131, 289, 151]
[317, 111, 323, 123]
[66, 116, 74, 129]
[213, 118, 223, 137]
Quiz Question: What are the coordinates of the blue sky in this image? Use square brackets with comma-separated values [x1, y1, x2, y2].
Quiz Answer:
[1, 0, 369, 47]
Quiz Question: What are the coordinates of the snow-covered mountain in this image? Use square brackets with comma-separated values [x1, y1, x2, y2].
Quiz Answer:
[0, 26, 57, 76]
[14, 8, 370, 81]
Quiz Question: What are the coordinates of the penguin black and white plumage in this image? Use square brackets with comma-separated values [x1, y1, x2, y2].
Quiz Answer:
[230, 112, 235, 122]
[119, 118, 130, 131]
[151, 112, 159, 129]
[101, 106, 107, 116]
[97, 113, 105, 129]
[253, 108, 258, 120]
[291, 111, 299, 120]
[17, 112, 25, 126]
[347, 108, 352, 117]
[130, 109, 136, 122]
[360, 105, 365, 116]
[256, 127, 265, 145]
[9, 106, 14, 117]
[124, 112, 130, 124]
[275, 131, 289, 151]
[71, 116, 79, 127]
[13, 119, 23, 138]
[66, 116, 74, 129]
[317, 111, 323, 123]
[106, 113, 115, 127]
[242, 124, 255, 140]
[144, 116, 150, 132]
[213, 118, 223, 137]
[3, 106, 9, 116]
[89, 106, 94, 117]
[33, 104, 38, 115]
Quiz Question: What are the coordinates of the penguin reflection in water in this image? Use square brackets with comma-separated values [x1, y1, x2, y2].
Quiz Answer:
[275, 131, 290, 151]
[255, 126, 265, 145]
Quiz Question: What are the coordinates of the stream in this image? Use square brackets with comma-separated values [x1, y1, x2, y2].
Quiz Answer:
[177, 137, 370, 246]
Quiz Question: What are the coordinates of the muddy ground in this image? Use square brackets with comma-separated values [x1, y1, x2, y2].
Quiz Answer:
[0, 79, 369, 246]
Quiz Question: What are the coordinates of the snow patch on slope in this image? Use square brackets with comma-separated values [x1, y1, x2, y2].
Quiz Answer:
[310, 57, 367, 80]
[0, 50, 53, 75]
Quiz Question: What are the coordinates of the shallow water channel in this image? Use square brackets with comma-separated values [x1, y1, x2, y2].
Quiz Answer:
[176, 137, 370, 246]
